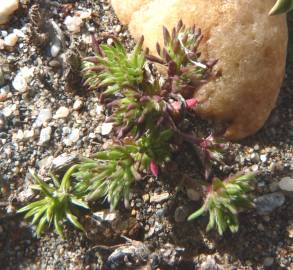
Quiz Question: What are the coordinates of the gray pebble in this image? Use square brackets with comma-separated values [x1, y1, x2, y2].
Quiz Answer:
[255, 192, 285, 215]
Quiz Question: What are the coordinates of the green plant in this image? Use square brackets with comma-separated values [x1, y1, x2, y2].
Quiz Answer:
[188, 173, 255, 235]
[270, 0, 293, 15]
[18, 167, 89, 238]
[82, 36, 145, 99]
[74, 130, 173, 210]
[19, 21, 255, 238]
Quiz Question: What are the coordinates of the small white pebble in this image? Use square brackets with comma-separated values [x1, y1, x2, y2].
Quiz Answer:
[78, 11, 92, 20]
[12, 67, 35, 92]
[13, 28, 25, 38]
[278, 177, 293, 192]
[73, 99, 83, 110]
[96, 105, 104, 114]
[114, 25, 122, 33]
[107, 38, 113, 46]
[4, 33, 18, 47]
[64, 16, 83, 33]
[39, 127, 52, 145]
[50, 42, 61, 57]
[1, 30, 8, 37]
[54, 106, 70, 119]
[34, 108, 52, 128]
[101, 122, 113, 136]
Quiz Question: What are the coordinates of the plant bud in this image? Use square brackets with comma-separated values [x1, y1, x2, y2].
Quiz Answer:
[186, 98, 198, 108]
[150, 160, 159, 177]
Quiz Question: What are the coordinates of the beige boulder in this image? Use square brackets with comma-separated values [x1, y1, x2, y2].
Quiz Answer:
[0, 0, 19, 25]
[111, 0, 288, 140]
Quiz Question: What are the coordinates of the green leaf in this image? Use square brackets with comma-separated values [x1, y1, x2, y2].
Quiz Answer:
[206, 209, 216, 232]
[17, 198, 48, 214]
[60, 165, 79, 192]
[36, 216, 48, 237]
[46, 204, 54, 223]
[270, 0, 293, 15]
[187, 206, 206, 221]
[54, 211, 64, 239]
[31, 205, 47, 225]
[65, 210, 85, 232]
[49, 172, 60, 188]
[70, 197, 89, 209]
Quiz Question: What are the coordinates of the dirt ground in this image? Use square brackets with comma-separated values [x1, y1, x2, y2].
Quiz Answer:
[0, 1, 292, 269]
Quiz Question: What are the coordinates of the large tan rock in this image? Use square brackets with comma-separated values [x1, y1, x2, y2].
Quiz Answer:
[0, 0, 19, 25]
[110, 0, 288, 140]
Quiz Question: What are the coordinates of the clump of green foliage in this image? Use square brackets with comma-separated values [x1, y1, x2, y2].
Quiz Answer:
[19, 21, 255, 237]
[188, 173, 254, 235]
[18, 167, 89, 238]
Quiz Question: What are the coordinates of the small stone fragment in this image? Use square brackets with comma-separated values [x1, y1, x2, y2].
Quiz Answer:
[278, 177, 293, 192]
[4, 33, 18, 47]
[186, 188, 201, 201]
[34, 108, 52, 127]
[93, 210, 117, 223]
[18, 188, 34, 203]
[50, 42, 61, 58]
[255, 192, 285, 215]
[2, 104, 16, 117]
[51, 154, 79, 172]
[0, 0, 19, 25]
[23, 129, 35, 140]
[150, 192, 170, 203]
[64, 128, 80, 146]
[73, 99, 83, 110]
[101, 122, 113, 135]
[12, 67, 35, 93]
[64, 16, 83, 33]
[96, 105, 104, 114]
[263, 257, 274, 267]
[54, 106, 70, 119]
[200, 256, 223, 270]
[79, 11, 92, 20]
[39, 126, 52, 145]
[38, 155, 54, 172]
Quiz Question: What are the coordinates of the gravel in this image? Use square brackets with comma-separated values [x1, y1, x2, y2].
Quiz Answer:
[0, 1, 292, 270]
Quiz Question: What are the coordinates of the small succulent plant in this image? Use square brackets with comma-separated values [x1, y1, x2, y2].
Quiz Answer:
[74, 130, 173, 209]
[18, 167, 89, 238]
[188, 173, 255, 235]
[82, 36, 145, 99]
[19, 21, 255, 238]
[270, 0, 293, 15]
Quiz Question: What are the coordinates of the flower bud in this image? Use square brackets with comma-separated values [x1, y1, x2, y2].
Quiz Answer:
[186, 98, 198, 108]
[150, 160, 159, 177]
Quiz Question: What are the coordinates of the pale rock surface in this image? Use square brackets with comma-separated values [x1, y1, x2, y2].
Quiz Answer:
[101, 122, 113, 136]
[34, 108, 52, 128]
[0, 0, 19, 25]
[4, 33, 18, 47]
[54, 106, 70, 119]
[278, 177, 293, 192]
[39, 127, 52, 145]
[12, 67, 35, 92]
[64, 15, 83, 33]
[111, 0, 288, 140]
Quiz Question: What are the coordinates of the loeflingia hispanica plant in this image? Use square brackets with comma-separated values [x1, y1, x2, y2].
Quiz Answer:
[18, 21, 255, 237]
[18, 167, 89, 238]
